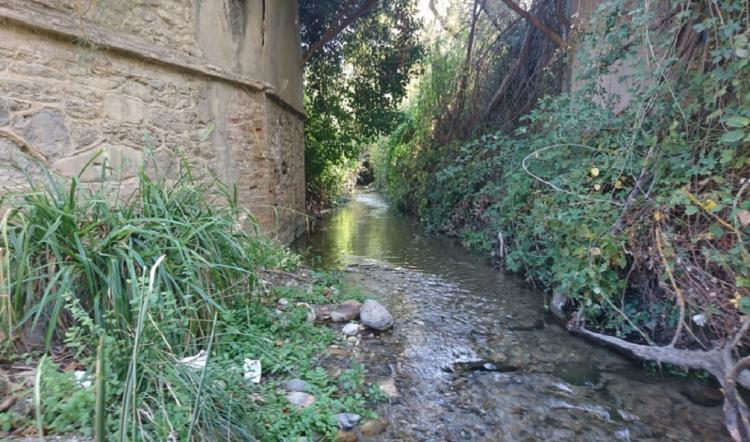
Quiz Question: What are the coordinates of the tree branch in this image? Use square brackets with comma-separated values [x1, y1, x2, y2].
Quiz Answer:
[482, 22, 534, 119]
[302, 0, 379, 65]
[498, 0, 567, 47]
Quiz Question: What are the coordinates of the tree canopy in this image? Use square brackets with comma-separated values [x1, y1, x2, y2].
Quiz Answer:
[299, 0, 423, 206]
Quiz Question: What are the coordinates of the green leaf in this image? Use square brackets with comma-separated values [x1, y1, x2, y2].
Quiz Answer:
[721, 130, 746, 143]
[720, 149, 735, 164]
[685, 205, 699, 215]
[725, 116, 750, 128]
[709, 223, 724, 239]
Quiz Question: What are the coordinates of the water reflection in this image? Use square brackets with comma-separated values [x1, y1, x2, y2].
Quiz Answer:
[293, 188, 727, 441]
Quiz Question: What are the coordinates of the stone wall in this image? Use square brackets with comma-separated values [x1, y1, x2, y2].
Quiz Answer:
[0, 0, 305, 242]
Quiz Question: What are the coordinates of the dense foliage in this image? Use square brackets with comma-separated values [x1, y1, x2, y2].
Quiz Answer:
[373, 0, 749, 348]
[300, 0, 423, 207]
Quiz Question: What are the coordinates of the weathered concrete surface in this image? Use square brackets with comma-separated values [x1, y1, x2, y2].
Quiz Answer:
[568, 0, 672, 113]
[0, 0, 304, 242]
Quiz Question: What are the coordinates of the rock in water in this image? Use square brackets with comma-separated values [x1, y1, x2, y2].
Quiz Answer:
[285, 378, 308, 393]
[287, 392, 316, 409]
[331, 300, 362, 322]
[335, 413, 361, 430]
[360, 300, 393, 330]
[342, 323, 359, 336]
[378, 377, 400, 399]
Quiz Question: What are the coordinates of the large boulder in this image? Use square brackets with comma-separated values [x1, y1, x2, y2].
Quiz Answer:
[330, 300, 362, 322]
[360, 300, 393, 330]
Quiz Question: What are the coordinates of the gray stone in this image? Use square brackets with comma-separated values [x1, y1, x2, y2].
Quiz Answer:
[0, 79, 60, 103]
[342, 323, 359, 336]
[360, 300, 393, 330]
[70, 121, 100, 147]
[330, 300, 361, 322]
[12, 108, 70, 160]
[0, 98, 9, 126]
[615, 428, 631, 441]
[550, 291, 568, 320]
[64, 97, 101, 120]
[285, 378, 307, 393]
[335, 413, 361, 430]
[287, 392, 315, 409]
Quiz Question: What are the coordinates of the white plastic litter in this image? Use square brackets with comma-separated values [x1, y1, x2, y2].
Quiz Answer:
[73, 370, 92, 389]
[178, 350, 208, 370]
[692, 313, 706, 327]
[244, 358, 262, 383]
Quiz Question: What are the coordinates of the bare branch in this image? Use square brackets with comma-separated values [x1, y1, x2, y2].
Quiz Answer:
[482, 22, 534, 118]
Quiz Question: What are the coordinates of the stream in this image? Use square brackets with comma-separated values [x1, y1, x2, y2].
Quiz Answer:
[294, 188, 727, 441]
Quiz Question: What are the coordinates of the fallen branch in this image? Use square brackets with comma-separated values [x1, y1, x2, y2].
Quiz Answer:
[482, 22, 534, 118]
[572, 321, 750, 441]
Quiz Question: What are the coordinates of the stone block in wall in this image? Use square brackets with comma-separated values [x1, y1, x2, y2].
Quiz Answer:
[52, 145, 143, 183]
[103, 93, 145, 124]
[9, 60, 62, 78]
[64, 97, 101, 120]
[101, 120, 154, 148]
[0, 98, 9, 126]
[69, 120, 100, 148]
[0, 78, 61, 104]
[11, 108, 71, 161]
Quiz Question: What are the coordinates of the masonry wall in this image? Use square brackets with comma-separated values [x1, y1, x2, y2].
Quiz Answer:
[0, 0, 305, 242]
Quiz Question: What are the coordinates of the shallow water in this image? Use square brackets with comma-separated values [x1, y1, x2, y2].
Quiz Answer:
[294, 188, 727, 441]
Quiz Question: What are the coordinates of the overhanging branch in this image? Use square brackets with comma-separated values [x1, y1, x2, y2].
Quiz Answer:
[302, 0, 379, 65]
[498, 0, 567, 47]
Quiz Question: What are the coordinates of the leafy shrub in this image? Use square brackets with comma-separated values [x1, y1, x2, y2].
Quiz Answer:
[372, 0, 750, 344]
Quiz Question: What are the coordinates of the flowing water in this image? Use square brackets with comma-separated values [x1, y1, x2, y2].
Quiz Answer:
[294, 188, 727, 441]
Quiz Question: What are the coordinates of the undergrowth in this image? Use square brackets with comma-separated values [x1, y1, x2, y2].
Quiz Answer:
[0, 156, 378, 440]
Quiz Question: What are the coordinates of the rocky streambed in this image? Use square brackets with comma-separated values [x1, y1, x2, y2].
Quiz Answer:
[296, 189, 728, 441]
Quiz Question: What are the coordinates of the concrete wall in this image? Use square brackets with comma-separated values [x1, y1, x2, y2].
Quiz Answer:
[0, 0, 305, 242]
[568, 0, 669, 113]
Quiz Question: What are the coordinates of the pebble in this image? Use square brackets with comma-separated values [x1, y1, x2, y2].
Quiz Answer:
[335, 413, 361, 430]
[342, 323, 360, 336]
[287, 392, 315, 409]
[285, 378, 308, 393]
[278, 298, 289, 306]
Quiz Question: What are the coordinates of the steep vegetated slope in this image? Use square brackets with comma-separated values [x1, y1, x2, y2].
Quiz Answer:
[372, 0, 749, 436]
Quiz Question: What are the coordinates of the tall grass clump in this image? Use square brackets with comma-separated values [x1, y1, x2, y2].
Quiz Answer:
[1, 154, 294, 349]
[0, 153, 300, 439]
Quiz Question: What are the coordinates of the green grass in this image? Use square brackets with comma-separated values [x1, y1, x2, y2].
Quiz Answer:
[0, 155, 379, 440]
